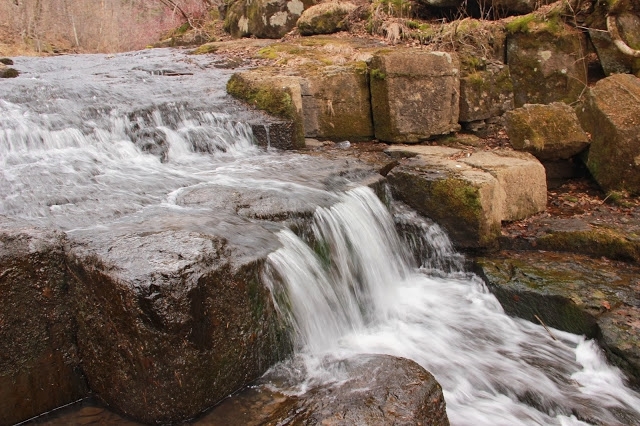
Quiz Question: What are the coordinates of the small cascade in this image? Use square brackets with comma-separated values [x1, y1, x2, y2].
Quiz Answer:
[264, 186, 640, 426]
[264, 124, 271, 149]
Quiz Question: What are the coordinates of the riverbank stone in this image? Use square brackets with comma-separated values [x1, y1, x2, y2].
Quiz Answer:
[504, 102, 590, 161]
[475, 250, 640, 386]
[506, 15, 587, 107]
[578, 73, 640, 194]
[385, 146, 546, 249]
[370, 50, 460, 143]
[0, 217, 88, 425]
[459, 63, 514, 123]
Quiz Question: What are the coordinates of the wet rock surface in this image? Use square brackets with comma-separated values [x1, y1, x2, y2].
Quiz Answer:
[205, 354, 449, 425]
[475, 250, 640, 387]
[24, 355, 450, 425]
[66, 209, 289, 424]
[0, 217, 88, 425]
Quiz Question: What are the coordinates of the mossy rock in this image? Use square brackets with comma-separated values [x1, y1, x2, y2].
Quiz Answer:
[504, 102, 589, 161]
[536, 227, 640, 263]
[475, 250, 640, 386]
[297, 2, 356, 36]
[387, 165, 501, 249]
[506, 14, 587, 106]
[224, 0, 316, 39]
[459, 63, 514, 122]
[226, 71, 305, 148]
[300, 62, 374, 141]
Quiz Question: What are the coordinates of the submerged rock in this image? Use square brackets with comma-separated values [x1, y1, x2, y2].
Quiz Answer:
[475, 251, 640, 386]
[0, 217, 88, 425]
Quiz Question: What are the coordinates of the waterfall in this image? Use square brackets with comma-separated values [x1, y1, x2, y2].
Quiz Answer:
[2, 49, 640, 425]
[264, 187, 640, 426]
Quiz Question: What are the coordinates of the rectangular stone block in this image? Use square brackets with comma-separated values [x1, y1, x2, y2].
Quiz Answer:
[301, 63, 373, 141]
[370, 50, 460, 143]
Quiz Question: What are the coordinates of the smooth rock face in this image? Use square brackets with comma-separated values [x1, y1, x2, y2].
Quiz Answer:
[370, 51, 460, 143]
[504, 102, 590, 161]
[224, 0, 316, 38]
[0, 217, 88, 425]
[385, 146, 546, 249]
[66, 210, 289, 424]
[578, 74, 640, 194]
[459, 63, 514, 123]
[296, 2, 356, 36]
[301, 63, 373, 141]
[206, 354, 450, 425]
[475, 251, 640, 387]
[507, 22, 587, 107]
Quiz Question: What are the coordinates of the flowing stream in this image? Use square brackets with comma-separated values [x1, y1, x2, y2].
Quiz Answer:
[2, 50, 640, 425]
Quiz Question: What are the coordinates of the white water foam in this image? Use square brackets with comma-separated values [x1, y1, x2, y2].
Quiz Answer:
[265, 186, 640, 426]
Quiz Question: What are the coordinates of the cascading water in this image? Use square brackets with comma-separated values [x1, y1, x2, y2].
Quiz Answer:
[2, 50, 639, 425]
[264, 187, 640, 426]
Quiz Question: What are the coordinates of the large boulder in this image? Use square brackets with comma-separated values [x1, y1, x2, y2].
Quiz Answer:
[0, 217, 87, 425]
[475, 250, 640, 386]
[370, 50, 460, 143]
[386, 146, 546, 249]
[66, 210, 290, 424]
[504, 102, 590, 161]
[578, 74, 640, 194]
[506, 15, 587, 107]
[203, 354, 450, 425]
[301, 63, 373, 141]
[296, 2, 356, 36]
[224, 0, 316, 38]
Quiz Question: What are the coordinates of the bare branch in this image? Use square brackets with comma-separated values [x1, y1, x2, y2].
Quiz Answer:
[607, 14, 640, 58]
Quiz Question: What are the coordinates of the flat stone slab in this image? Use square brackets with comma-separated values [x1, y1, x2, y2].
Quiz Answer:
[385, 146, 546, 249]
[475, 250, 640, 386]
